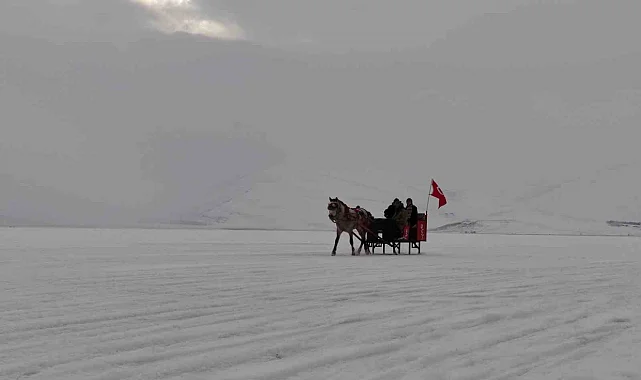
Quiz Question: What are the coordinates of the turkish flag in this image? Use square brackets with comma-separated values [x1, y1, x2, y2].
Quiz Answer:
[430, 179, 447, 209]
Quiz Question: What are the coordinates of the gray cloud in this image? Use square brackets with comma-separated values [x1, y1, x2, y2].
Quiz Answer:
[0, 0, 523, 50]
[199, 0, 528, 51]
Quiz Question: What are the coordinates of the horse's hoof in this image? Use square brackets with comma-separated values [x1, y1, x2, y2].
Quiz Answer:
[331, 252, 336, 256]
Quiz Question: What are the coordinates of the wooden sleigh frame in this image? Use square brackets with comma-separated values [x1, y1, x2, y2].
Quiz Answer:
[363, 213, 428, 255]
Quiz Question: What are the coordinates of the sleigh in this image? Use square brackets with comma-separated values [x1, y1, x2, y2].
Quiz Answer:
[364, 213, 428, 254]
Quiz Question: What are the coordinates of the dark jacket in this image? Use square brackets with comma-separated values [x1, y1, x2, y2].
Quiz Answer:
[384, 204, 396, 219]
[406, 205, 418, 226]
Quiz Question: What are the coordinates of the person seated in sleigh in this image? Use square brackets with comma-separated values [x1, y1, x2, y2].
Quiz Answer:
[405, 198, 418, 241]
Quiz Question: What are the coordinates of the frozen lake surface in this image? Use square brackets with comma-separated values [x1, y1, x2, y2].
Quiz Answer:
[1, 228, 640, 380]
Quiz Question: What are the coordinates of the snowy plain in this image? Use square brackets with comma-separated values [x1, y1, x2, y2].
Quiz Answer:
[2, 227, 640, 380]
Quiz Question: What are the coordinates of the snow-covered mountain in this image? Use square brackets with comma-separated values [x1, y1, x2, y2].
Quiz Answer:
[1, 1, 639, 235]
[179, 150, 641, 236]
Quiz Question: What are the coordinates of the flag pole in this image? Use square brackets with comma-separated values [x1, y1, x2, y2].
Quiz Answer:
[425, 178, 432, 216]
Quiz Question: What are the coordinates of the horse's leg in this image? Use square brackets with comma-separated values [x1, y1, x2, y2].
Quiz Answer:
[362, 227, 371, 255]
[356, 227, 365, 255]
[332, 229, 342, 256]
[349, 231, 356, 255]
[365, 223, 373, 255]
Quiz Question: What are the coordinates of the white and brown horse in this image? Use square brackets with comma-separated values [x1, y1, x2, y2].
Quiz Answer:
[327, 197, 374, 256]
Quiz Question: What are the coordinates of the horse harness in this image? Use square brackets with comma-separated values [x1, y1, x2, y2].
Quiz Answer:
[328, 202, 370, 224]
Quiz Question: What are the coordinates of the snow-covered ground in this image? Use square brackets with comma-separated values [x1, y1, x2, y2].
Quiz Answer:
[2, 227, 640, 380]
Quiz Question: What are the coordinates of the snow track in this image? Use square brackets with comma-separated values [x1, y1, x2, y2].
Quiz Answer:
[1, 228, 639, 379]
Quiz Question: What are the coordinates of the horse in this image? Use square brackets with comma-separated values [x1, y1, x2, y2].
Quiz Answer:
[327, 197, 374, 256]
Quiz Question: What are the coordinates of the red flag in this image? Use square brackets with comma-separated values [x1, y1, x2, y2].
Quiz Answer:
[430, 179, 447, 209]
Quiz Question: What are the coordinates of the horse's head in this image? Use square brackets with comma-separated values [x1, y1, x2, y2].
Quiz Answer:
[327, 197, 343, 220]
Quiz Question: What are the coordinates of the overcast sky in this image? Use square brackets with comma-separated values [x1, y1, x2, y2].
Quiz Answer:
[1, 0, 640, 226]
[0, 0, 527, 50]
